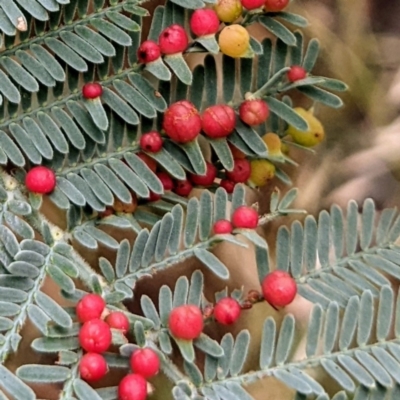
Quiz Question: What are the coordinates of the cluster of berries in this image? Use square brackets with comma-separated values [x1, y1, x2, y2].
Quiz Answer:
[76, 294, 161, 400]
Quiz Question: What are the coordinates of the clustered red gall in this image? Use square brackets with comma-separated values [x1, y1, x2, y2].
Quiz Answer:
[190, 9, 220, 37]
[232, 206, 259, 229]
[105, 311, 130, 334]
[79, 318, 112, 354]
[25, 166, 56, 194]
[241, 0, 265, 9]
[76, 294, 106, 323]
[130, 348, 160, 378]
[214, 297, 242, 325]
[163, 100, 202, 143]
[189, 162, 217, 187]
[202, 104, 236, 138]
[82, 82, 103, 99]
[175, 179, 193, 197]
[220, 179, 236, 193]
[168, 304, 204, 340]
[226, 158, 251, 183]
[159, 24, 188, 55]
[137, 40, 161, 64]
[264, 0, 289, 11]
[239, 99, 269, 126]
[79, 353, 108, 383]
[157, 172, 174, 191]
[118, 373, 148, 400]
[140, 131, 163, 153]
[262, 270, 297, 307]
[213, 219, 233, 234]
[287, 65, 307, 82]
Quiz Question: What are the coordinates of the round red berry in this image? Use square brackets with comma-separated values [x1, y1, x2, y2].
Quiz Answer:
[105, 312, 129, 334]
[287, 65, 307, 82]
[76, 294, 106, 323]
[137, 40, 161, 64]
[262, 270, 297, 307]
[239, 100, 269, 126]
[174, 179, 193, 197]
[163, 101, 202, 143]
[149, 191, 161, 202]
[168, 304, 204, 340]
[232, 206, 258, 229]
[189, 162, 217, 187]
[157, 172, 174, 191]
[130, 348, 160, 378]
[25, 166, 56, 194]
[213, 219, 233, 234]
[79, 353, 108, 382]
[264, 0, 289, 11]
[190, 9, 220, 37]
[140, 131, 163, 153]
[118, 373, 147, 400]
[82, 82, 103, 99]
[136, 153, 157, 172]
[202, 105, 236, 138]
[159, 24, 188, 55]
[220, 179, 236, 193]
[79, 319, 112, 354]
[226, 158, 251, 183]
[214, 297, 241, 325]
[241, 0, 265, 9]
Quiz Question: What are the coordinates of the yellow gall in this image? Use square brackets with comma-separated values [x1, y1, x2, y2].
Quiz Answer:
[249, 159, 276, 187]
[286, 108, 325, 147]
[262, 133, 282, 156]
[219, 25, 250, 58]
[214, 0, 243, 23]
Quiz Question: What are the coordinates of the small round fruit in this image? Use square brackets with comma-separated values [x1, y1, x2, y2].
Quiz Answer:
[213, 219, 233, 234]
[159, 24, 188, 55]
[175, 180, 193, 197]
[232, 206, 258, 229]
[105, 312, 130, 334]
[249, 159, 276, 187]
[214, 298, 241, 325]
[190, 9, 220, 37]
[137, 153, 157, 172]
[287, 65, 307, 82]
[157, 172, 174, 191]
[149, 192, 161, 202]
[25, 166, 56, 194]
[202, 105, 236, 138]
[219, 24, 250, 58]
[241, 0, 265, 9]
[226, 158, 251, 183]
[262, 133, 282, 156]
[286, 108, 325, 147]
[118, 373, 147, 400]
[76, 294, 106, 323]
[239, 99, 269, 126]
[262, 270, 297, 307]
[229, 144, 246, 159]
[130, 348, 160, 378]
[214, 0, 243, 23]
[220, 179, 236, 193]
[264, 0, 289, 11]
[140, 131, 163, 153]
[82, 82, 103, 99]
[163, 101, 202, 143]
[168, 304, 204, 340]
[79, 353, 108, 383]
[137, 40, 161, 64]
[189, 162, 217, 187]
[79, 319, 112, 354]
